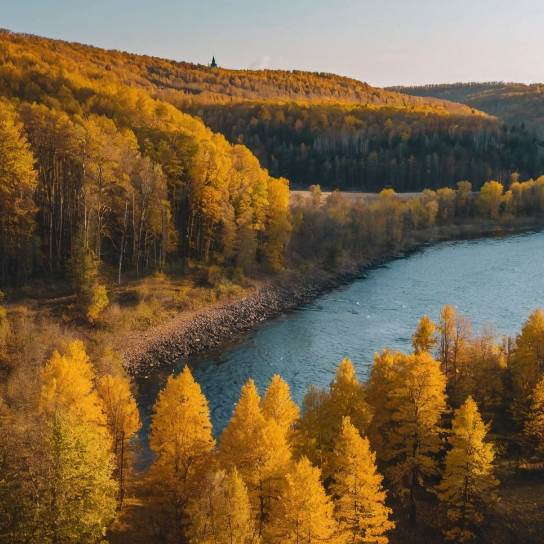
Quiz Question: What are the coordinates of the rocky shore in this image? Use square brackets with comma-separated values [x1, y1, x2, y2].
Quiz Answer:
[122, 218, 544, 376]
[123, 264, 369, 375]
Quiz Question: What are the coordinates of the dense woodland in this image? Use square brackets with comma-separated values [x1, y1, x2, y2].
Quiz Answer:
[188, 100, 543, 191]
[2, 29, 544, 544]
[390, 83, 544, 138]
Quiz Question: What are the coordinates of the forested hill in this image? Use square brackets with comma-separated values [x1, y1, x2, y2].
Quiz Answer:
[388, 82, 544, 137]
[0, 30, 482, 116]
[1, 29, 543, 197]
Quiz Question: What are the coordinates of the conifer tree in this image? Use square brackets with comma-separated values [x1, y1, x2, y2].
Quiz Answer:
[412, 315, 437, 354]
[524, 375, 544, 456]
[148, 365, 215, 542]
[270, 456, 339, 544]
[261, 374, 300, 433]
[381, 352, 447, 525]
[510, 309, 544, 420]
[437, 397, 498, 542]
[326, 359, 371, 436]
[331, 417, 394, 544]
[188, 468, 254, 544]
[97, 373, 141, 507]
[294, 384, 330, 468]
[219, 379, 291, 537]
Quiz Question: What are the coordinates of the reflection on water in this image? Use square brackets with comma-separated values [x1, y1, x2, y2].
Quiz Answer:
[135, 230, 544, 467]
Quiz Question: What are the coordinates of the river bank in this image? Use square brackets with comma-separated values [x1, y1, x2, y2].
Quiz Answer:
[122, 217, 543, 375]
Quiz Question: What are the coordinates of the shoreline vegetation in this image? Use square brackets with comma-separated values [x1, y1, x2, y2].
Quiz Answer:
[124, 216, 544, 375]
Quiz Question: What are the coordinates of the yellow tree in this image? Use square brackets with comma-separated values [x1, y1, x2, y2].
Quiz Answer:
[477, 181, 503, 221]
[437, 397, 498, 543]
[219, 379, 290, 537]
[40, 340, 106, 427]
[325, 359, 371, 445]
[331, 417, 394, 544]
[365, 349, 399, 461]
[148, 365, 215, 543]
[187, 468, 254, 544]
[382, 352, 447, 525]
[510, 309, 544, 420]
[411, 315, 437, 354]
[524, 375, 544, 456]
[261, 374, 300, 435]
[294, 384, 330, 468]
[97, 373, 141, 507]
[0, 98, 37, 284]
[39, 340, 117, 543]
[269, 457, 339, 544]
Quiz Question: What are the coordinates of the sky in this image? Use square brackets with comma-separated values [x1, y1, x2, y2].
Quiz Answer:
[1, 0, 543, 88]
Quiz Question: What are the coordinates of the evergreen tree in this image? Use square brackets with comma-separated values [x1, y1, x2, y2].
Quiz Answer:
[524, 375, 544, 457]
[261, 374, 300, 433]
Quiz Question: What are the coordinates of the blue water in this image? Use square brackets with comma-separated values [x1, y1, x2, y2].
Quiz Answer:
[135, 230, 544, 460]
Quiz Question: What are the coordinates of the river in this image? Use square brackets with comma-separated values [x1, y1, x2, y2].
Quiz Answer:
[135, 230, 544, 464]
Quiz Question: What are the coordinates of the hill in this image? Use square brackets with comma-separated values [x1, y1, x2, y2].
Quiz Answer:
[1, 30, 543, 196]
[388, 82, 544, 137]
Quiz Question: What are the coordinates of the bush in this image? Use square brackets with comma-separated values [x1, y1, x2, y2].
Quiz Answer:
[132, 297, 168, 330]
[87, 285, 109, 324]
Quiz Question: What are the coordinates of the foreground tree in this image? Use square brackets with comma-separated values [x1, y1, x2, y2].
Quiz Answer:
[510, 309, 544, 420]
[524, 375, 544, 456]
[97, 373, 141, 507]
[148, 366, 215, 543]
[269, 456, 339, 544]
[219, 379, 291, 537]
[39, 341, 117, 543]
[331, 417, 394, 544]
[261, 374, 300, 434]
[187, 468, 254, 544]
[380, 352, 447, 525]
[437, 397, 498, 542]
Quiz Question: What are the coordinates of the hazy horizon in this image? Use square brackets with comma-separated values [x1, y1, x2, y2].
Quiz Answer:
[2, 0, 544, 87]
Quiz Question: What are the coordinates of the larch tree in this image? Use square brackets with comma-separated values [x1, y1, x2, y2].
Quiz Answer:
[411, 315, 437, 354]
[269, 456, 339, 544]
[294, 384, 330, 468]
[219, 379, 291, 537]
[148, 365, 216, 543]
[437, 397, 498, 543]
[261, 374, 300, 435]
[97, 373, 142, 507]
[510, 309, 544, 421]
[524, 375, 544, 456]
[187, 468, 254, 544]
[382, 351, 447, 525]
[331, 417, 394, 544]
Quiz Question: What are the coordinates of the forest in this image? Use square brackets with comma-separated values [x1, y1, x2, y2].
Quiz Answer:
[2, 28, 544, 544]
[2, 305, 544, 544]
[389, 82, 544, 138]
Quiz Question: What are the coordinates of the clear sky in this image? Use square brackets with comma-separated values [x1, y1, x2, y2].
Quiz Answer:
[1, 0, 543, 88]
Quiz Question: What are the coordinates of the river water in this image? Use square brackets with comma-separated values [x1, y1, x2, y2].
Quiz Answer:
[135, 230, 544, 461]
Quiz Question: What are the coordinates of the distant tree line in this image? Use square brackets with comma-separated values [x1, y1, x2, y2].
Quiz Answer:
[189, 101, 543, 191]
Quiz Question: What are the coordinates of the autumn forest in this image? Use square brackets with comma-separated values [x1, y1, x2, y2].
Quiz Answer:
[1, 27, 544, 544]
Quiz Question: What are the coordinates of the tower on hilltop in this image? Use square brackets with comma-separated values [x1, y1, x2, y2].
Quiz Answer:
[210, 56, 218, 68]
